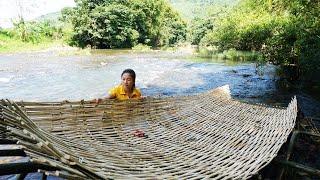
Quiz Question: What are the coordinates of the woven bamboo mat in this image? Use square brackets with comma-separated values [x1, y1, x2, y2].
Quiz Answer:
[0, 85, 297, 179]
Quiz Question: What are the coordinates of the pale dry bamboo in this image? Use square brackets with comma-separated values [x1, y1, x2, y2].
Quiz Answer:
[0, 85, 297, 179]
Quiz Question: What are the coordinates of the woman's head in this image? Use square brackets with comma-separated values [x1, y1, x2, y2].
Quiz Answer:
[121, 69, 136, 90]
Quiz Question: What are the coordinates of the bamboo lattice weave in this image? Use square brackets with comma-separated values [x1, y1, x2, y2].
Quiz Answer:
[0, 86, 297, 179]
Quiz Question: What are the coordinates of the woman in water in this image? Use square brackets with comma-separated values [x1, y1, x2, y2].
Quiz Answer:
[97, 69, 142, 102]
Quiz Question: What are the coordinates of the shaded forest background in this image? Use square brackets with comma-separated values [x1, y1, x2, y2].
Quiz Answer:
[0, 0, 319, 84]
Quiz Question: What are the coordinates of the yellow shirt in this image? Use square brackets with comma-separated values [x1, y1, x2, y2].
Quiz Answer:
[108, 85, 142, 100]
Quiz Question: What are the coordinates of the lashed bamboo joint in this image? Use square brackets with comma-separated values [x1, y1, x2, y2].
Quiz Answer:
[0, 85, 297, 179]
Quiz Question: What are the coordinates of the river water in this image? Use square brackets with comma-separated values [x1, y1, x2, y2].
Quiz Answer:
[0, 49, 299, 106]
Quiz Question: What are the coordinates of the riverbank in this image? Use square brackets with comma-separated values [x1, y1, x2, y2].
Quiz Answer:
[0, 38, 98, 56]
[0, 40, 196, 57]
[0, 37, 66, 54]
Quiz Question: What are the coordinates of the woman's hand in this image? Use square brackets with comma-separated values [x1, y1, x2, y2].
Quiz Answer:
[95, 98, 103, 104]
[139, 96, 146, 100]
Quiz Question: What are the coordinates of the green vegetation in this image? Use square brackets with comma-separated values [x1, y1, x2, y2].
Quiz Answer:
[61, 0, 187, 48]
[188, 5, 231, 45]
[12, 20, 64, 43]
[0, 19, 68, 53]
[193, 0, 320, 82]
[198, 48, 263, 62]
[132, 44, 152, 51]
[168, 0, 238, 20]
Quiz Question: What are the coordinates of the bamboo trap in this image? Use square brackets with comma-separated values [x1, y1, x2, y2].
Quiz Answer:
[0, 85, 298, 179]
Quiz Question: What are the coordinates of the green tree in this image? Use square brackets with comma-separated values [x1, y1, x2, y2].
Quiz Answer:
[90, 4, 138, 48]
[63, 0, 187, 48]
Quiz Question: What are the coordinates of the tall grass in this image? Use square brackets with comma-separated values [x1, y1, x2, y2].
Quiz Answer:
[0, 19, 71, 53]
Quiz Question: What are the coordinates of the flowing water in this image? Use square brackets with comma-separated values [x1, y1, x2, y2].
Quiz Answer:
[0, 49, 303, 106]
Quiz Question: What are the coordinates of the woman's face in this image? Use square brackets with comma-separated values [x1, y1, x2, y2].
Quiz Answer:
[121, 73, 134, 90]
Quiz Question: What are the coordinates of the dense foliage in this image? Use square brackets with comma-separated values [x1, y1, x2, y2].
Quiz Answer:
[197, 0, 320, 81]
[188, 6, 230, 45]
[62, 0, 187, 48]
[168, 0, 237, 20]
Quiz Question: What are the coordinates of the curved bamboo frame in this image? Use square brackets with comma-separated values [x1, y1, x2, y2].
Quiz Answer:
[0, 85, 297, 179]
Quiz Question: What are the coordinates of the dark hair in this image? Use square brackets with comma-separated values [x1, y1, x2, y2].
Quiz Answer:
[121, 69, 136, 89]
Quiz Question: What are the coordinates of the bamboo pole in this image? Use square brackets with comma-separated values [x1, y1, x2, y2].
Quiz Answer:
[276, 159, 320, 176]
